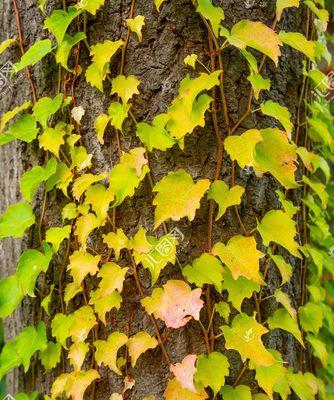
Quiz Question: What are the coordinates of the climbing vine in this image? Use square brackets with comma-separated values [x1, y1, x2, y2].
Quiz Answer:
[0, 0, 333, 399]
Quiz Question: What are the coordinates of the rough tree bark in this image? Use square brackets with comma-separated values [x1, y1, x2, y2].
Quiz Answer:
[0, 0, 309, 398]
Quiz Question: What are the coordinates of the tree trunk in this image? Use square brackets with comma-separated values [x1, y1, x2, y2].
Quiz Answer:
[0, 0, 309, 398]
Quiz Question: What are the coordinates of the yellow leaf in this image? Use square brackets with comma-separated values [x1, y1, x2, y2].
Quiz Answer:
[257, 209, 301, 258]
[94, 332, 128, 375]
[103, 228, 130, 259]
[276, 0, 299, 21]
[153, 169, 210, 229]
[67, 250, 100, 287]
[76, 0, 105, 15]
[268, 308, 304, 346]
[164, 378, 208, 400]
[94, 113, 110, 144]
[0, 38, 16, 55]
[89, 289, 122, 324]
[224, 129, 263, 168]
[274, 289, 297, 320]
[279, 31, 316, 60]
[126, 15, 145, 42]
[184, 54, 198, 69]
[269, 253, 292, 285]
[221, 313, 276, 367]
[111, 75, 140, 104]
[69, 306, 97, 343]
[68, 342, 90, 371]
[91, 39, 124, 75]
[212, 235, 265, 284]
[154, 0, 166, 10]
[127, 332, 158, 367]
[75, 213, 100, 249]
[97, 262, 128, 296]
[84, 184, 115, 223]
[39, 122, 67, 158]
[64, 282, 82, 305]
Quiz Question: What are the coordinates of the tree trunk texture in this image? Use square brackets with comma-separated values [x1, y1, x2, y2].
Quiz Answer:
[0, 0, 309, 398]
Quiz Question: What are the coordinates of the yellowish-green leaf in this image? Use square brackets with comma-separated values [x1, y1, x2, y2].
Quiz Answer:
[307, 334, 328, 367]
[224, 20, 282, 65]
[207, 181, 244, 220]
[184, 54, 198, 69]
[220, 385, 252, 400]
[70, 145, 92, 171]
[269, 252, 292, 284]
[111, 75, 140, 104]
[72, 172, 107, 200]
[94, 113, 110, 144]
[127, 332, 158, 367]
[268, 308, 304, 345]
[304, 1, 329, 32]
[0, 202, 35, 240]
[302, 175, 328, 208]
[153, 169, 210, 229]
[76, 0, 105, 15]
[62, 203, 78, 221]
[51, 370, 99, 400]
[69, 306, 97, 343]
[224, 129, 263, 168]
[97, 262, 128, 297]
[221, 269, 260, 312]
[51, 313, 73, 347]
[276, 190, 299, 217]
[154, 0, 166, 11]
[108, 101, 130, 132]
[64, 282, 82, 305]
[32, 94, 63, 128]
[247, 73, 271, 100]
[221, 313, 276, 367]
[212, 235, 265, 284]
[279, 31, 316, 60]
[287, 371, 319, 400]
[46, 225, 71, 253]
[274, 289, 297, 320]
[44, 7, 81, 44]
[39, 122, 68, 158]
[41, 284, 54, 316]
[84, 184, 115, 223]
[13, 39, 52, 73]
[68, 250, 100, 287]
[260, 100, 293, 136]
[0, 38, 16, 55]
[94, 332, 128, 375]
[0, 101, 30, 133]
[196, 0, 224, 37]
[194, 352, 229, 395]
[257, 209, 301, 257]
[299, 302, 324, 334]
[89, 289, 122, 324]
[55, 32, 86, 71]
[183, 253, 224, 292]
[39, 341, 61, 370]
[2, 114, 39, 146]
[126, 15, 145, 42]
[214, 301, 230, 321]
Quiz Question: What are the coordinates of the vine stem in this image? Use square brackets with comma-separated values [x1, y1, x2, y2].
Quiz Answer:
[12, 0, 37, 103]
[127, 250, 171, 365]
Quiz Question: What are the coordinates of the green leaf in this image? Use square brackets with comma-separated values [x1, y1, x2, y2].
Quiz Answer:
[76, 0, 105, 14]
[276, 189, 299, 217]
[94, 332, 128, 375]
[111, 75, 140, 104]
[44, 7, 81, 45]
[183, 253, 224, 292]
[0, 202, 35, 239]
[304, 1, 329, 31]
[287, 371, 318, 400]
[13, 39, 52, 73]
[260, 100, 293, 136]
[39, 341, 61, 370]
[20, 158, 57, 202]
[268, 308, 304, 345]
[55, 32, 86, 70]
[302, 175, 329, 208]
[41, 284, 54, 315]
[194, 352, 229, 395]
[126, 15, 145, 42]
[32, 94, 63, 128]
[274, 289, 297, 320]
[153, 169, 210, 229]
[0, 322, 47, 379]
[254, 128, 298, 189]
[221, 269, 260, 312]
[207, 181, 244, 220]
[257, 209, 301, 258]
[212, 235, 265, 284]
[0, 275, 24, 319]
[16, 243, 53, 297]
[247, 73, 271, 100]
[39, 122, 68, 158]
[136, 114, 177, 152]
[196, 0, 225, 37]
[221, 313, 276, 367]
[215, 301, 230, 321]
[51, 313, 73, 347]
[223, 20, 282, 65]
[279, 31, 316, 60]
[299, 302, 324, 334]
[307, 334, 328, 367]
[220, 385, 252, 400]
